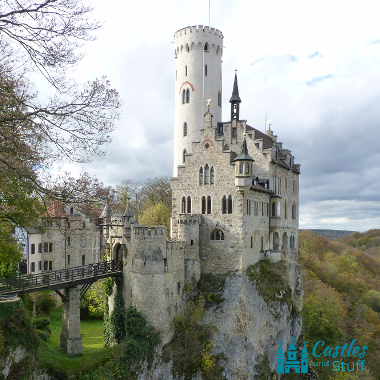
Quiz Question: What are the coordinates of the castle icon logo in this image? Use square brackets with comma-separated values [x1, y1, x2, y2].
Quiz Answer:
[277, 338, 308, 374]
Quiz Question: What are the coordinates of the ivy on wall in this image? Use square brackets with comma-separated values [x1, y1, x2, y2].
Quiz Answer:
[103, 275, 126, 347]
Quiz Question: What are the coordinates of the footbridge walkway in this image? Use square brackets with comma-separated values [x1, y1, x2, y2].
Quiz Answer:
[0, 260, 123, 356]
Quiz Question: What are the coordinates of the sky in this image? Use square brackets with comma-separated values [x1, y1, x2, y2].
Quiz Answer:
[51, 0, 380, 232]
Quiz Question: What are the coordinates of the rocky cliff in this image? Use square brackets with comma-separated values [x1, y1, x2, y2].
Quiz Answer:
[137, 256, 303, 379]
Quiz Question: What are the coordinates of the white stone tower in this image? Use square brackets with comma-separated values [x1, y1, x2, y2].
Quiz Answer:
[173, 25, 223, 175]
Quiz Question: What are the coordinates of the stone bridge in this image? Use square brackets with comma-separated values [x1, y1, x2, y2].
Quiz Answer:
[0, 260, 123, 356]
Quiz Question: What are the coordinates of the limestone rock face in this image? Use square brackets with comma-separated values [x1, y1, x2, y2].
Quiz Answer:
[203, 272, 302, 379]
[137, 260, 302, 380]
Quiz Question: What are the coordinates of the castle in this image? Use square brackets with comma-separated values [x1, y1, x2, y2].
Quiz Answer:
[103, 25, 300, 341]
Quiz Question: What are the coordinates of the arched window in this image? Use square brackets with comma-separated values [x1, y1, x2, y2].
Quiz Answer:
[199, 167, 203, 185]
[218, 91, 221, 107]
[239, 162, 244, 174]
[222, 196, 227, 214]
[207, 196, 211, 214]
[272, 202, 276, 217]
[292, 203, 296, 219]
[204, 164, 210, 184]
[187, 196, 191, 214]
[201, 196, 206, 214]
[204, 42, 209, 51]
[183, 149, 187, 164]
[186, 89, 190, 103]
[210, 167, 214, 184]
[210, 229, 224, 241]
[182, 197, 186, 213]
[183, 122, 187, 136]
[290, 233, 295, 249]
[228, 196, 233, 214]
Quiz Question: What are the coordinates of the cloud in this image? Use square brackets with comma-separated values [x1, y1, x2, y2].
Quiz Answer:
[305, 74, 333, 86]
[308, 51, 322, 59]
[37, 0, 380, 232]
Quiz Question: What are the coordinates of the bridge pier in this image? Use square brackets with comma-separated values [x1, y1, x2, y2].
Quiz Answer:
[60, 287, 83, 356]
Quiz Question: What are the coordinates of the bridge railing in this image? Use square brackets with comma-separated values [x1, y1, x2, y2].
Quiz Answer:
[0, 260, 122, 295]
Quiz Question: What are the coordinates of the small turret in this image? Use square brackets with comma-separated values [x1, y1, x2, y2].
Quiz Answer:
[230, 71, 241, 122]
[234, 138, 254, 194]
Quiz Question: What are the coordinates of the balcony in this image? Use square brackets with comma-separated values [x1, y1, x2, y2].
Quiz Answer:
[269, 216, 280, 231]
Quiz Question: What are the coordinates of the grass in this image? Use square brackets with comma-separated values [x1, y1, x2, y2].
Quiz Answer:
[38, 306, 122, 378]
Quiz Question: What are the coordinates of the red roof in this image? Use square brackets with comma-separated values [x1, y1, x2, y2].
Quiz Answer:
[40, 201, 67, 218]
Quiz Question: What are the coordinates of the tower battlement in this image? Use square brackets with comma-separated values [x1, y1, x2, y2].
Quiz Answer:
[132, 225, 166, 237]
[174, 25, 224, 39]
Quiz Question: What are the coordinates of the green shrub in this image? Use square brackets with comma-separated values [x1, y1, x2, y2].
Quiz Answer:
[196, 272, 227, 308]
[36, 294, 56, 316]
[246, 258, 292, 318]
[162, 295, 225, 380]
[0, 299, 38, 352]
[32, 316, 51, 341]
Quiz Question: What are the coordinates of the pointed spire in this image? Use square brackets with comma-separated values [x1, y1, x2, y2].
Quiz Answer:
[230, 71, 241, 103]
[99, 203, 112, 219]
[123, 203, 134, 218]
[234, 138, 254, 162]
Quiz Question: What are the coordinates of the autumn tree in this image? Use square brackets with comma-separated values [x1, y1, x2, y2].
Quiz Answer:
[115, 176, 171, 226]
[0, 0, 121, 276]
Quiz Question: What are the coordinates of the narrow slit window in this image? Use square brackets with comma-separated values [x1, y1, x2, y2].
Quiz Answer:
[204, 164, 210, 184]
[228, 196, 233, 214]
[207, 196, 211, 214]
[210, 167, 214, 184]
[187, 196, 191, 214]
[222, 196, 227, 214]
